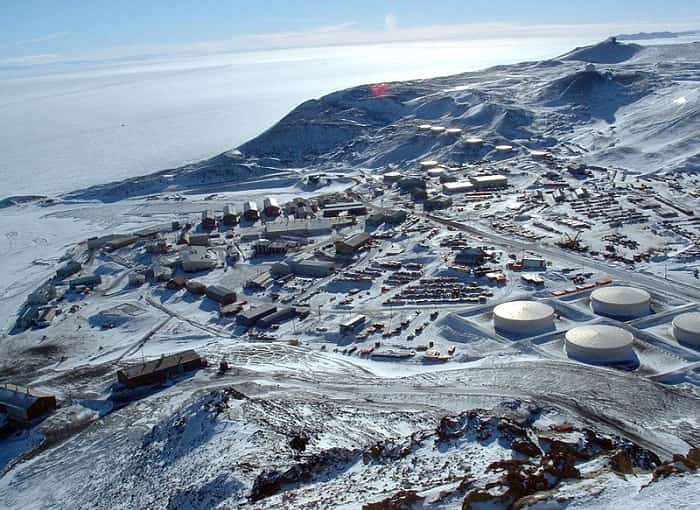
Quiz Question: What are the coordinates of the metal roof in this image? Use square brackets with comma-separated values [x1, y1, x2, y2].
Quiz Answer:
[0, 383, 52, 411]
[119, 350, 201, 380]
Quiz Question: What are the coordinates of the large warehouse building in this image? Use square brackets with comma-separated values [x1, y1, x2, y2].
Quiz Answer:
[470, 174, 507, 189]
[565, 325, 635, 364]
[672, 312, 700, 347]
[117, 350, 204, 388]
[590, 286, 651, 319]
[493, 300, 555, 335]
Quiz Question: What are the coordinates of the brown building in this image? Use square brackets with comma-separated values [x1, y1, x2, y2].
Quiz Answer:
[237, 305, 277, 327]
[0, 383, 57, 422]
[201, 210, 217, 230]
[222, 205, 238, 226]
[117, 350, 204, 388]
[205, 285, 237, 305]
[263, 197, 281, 216]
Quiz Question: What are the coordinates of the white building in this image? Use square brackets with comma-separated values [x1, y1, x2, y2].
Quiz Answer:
[243, 201, 259, 221]
[470, 174, 508, 189]
[180, 246, 218, 272]
[443, 181, 475, 194]
[383, 171, 403, 184]
[522, 257, 546, 270]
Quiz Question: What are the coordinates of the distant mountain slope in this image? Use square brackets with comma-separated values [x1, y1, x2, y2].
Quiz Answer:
[559, 37, 644, 63]
[61, 39, 700, 202]
[616, 29, 700, 41]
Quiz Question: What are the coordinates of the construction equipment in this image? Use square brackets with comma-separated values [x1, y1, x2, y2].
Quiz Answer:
[557, 231, 588, 252]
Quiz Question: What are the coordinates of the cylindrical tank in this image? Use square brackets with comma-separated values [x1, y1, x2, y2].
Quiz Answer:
[565, 325, 635, 363]
[590, 286, 650, 319]
[672, 312, 700, 347]
[493, 300, 554, 335]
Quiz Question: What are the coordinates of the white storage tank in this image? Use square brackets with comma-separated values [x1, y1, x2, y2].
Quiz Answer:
[590, 286, 650, 319]
[565, 325, 635, 363]
[493, 300, 555, 335]
[672, 312, 700, 347]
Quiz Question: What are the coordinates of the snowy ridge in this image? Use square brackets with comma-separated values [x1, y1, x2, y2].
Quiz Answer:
[53, 38, 700, 205]
[559, 38, 644, 63]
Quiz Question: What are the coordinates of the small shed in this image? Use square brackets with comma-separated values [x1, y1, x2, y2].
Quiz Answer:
[201, 210, 217, 229]
[243, 201, 260, 221]
[69, 275, 102, 289]
[264, 197, 281, 216]
[186, 280, 207, 295]
[27, 283, 56, 305]
[0, 384, 56, 422]
[222, 205, 238, 226]
[206, 285, 237, 305]
[188, 234, 210, 247]
[56, 260, 82, 279]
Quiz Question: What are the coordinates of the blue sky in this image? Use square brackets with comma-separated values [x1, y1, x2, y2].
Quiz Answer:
[2, 0, 699, 65]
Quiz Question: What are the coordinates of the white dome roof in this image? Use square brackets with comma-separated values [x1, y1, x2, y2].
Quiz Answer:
[591, 286, 650, 306]
[494, 300, 554, 322]
[566, 325, 633, 350]
[590, 286, 650, 319]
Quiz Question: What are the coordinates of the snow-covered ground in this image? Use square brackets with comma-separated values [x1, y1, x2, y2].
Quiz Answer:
[1, 37, 700, 508]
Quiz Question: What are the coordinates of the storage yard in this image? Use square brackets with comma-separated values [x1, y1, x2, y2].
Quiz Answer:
[3, 163, 699, 404]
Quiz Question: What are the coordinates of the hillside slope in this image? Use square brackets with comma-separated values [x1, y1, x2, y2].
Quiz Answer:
[61, 39, 699, 203]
